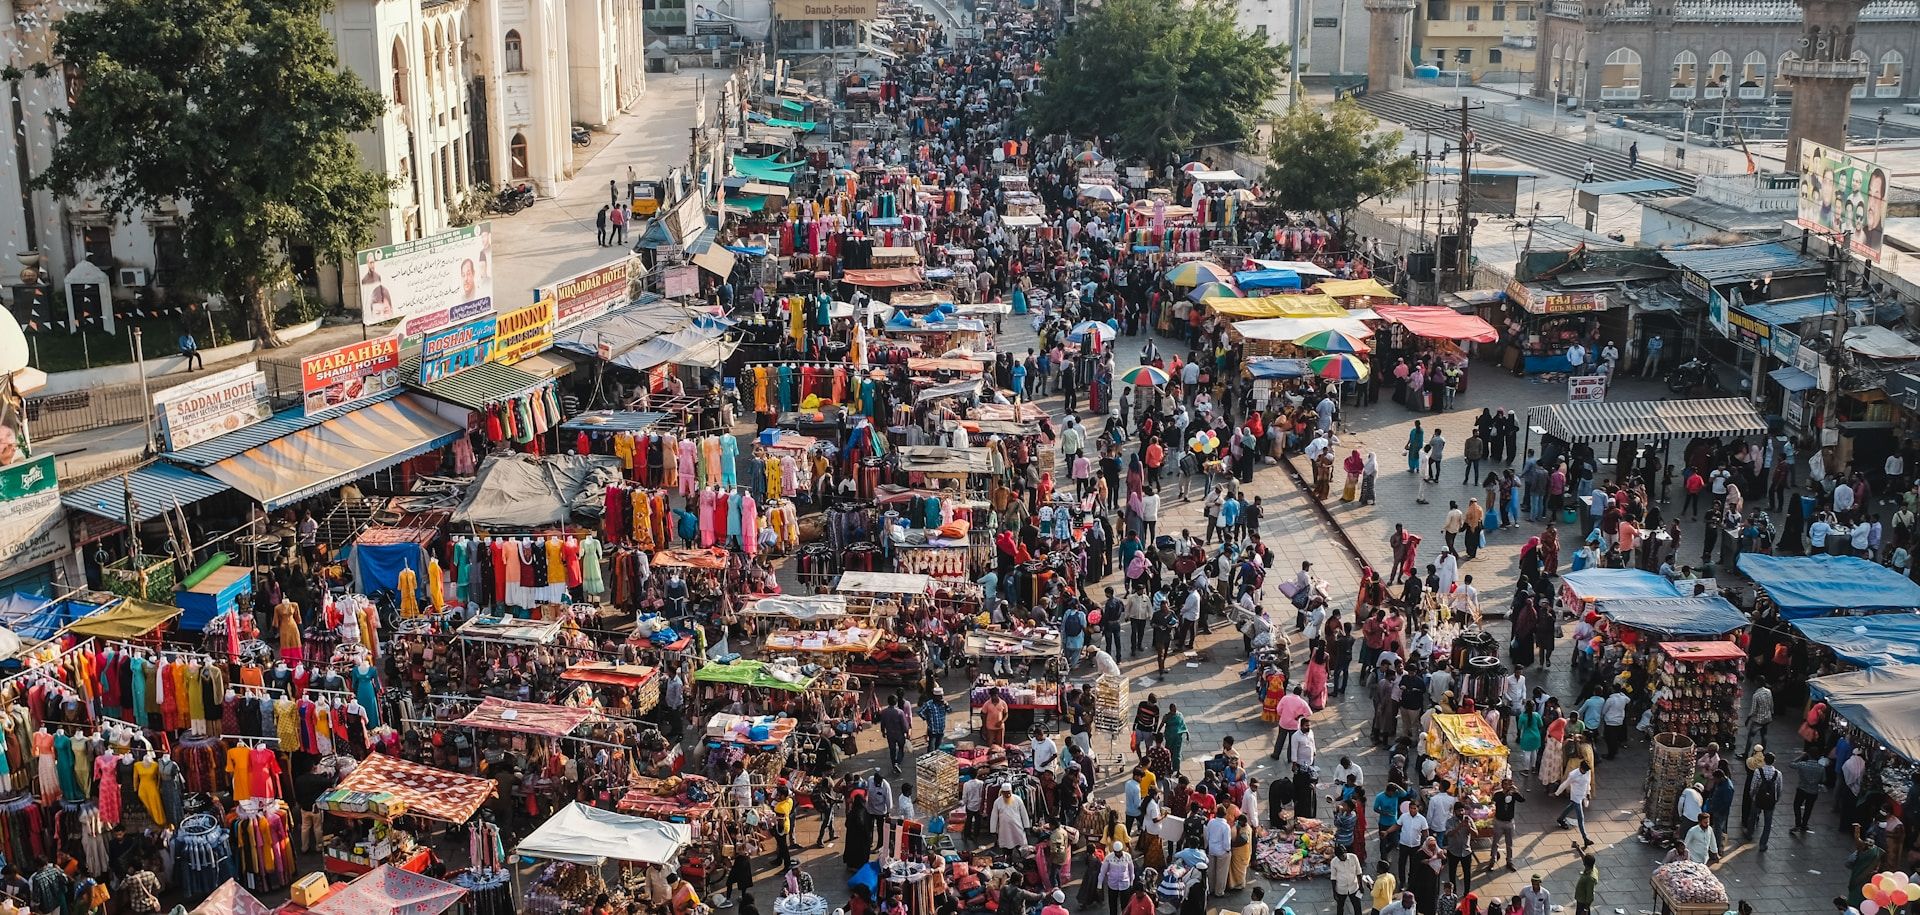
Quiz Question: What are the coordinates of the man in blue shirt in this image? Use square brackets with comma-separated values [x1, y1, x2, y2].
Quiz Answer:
[1578, 693, 1606, 732]
[178, 332, 204, 370]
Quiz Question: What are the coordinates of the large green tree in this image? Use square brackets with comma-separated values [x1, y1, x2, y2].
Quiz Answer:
[33, 0, 389, 346]
[1025, 0, 1285, 165]
[1262, 98, 1419, 222]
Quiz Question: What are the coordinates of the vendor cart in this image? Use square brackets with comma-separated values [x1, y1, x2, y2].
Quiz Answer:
[1428, 713, 1509, 838]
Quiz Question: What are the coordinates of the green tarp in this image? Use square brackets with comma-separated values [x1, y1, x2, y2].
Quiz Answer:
[692, 660, 815, 692]
[733, 153, 804, 170]
[766, 117, 817, 131]
[731, 162, 795, 184]
[781, 99, 809, 113]
[728, 195, 769, 212]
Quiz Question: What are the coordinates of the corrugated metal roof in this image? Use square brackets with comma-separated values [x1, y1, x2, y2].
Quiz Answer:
[202, 394, 462, 509]
[61, 461, 232, 522]
[553, 295, 695, 359]
[1741, 293, 1840, 327]
[404, 360, 546, 411]
[164, 388, 404, 468]
[1532, 397, 1769, 443]
[1659, 242, 1824, 282]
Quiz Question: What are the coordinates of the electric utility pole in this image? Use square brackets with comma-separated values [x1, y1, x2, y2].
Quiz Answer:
[1446, 95, 1484, 290]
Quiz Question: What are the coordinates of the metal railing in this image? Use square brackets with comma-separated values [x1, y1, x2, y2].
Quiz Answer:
[25, 388, 149, 439]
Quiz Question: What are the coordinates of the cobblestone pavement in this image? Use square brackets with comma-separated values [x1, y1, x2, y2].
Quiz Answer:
[763, 321, 1849, 915]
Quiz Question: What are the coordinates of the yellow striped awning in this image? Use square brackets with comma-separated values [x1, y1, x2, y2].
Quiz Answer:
[202, 394, 461, 509]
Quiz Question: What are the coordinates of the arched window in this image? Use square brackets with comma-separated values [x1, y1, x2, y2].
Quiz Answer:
[509, 132, 529, 179]
[1671, 50, 1698, 99]
[1777, 51, 1798, 96]
[1740, 51, 1766, 97]
[1598, 48, 1639, 100]
[1705, 50, 1732, 97]
[504, 30, 524, 72]
[1853, 50, 1870, 97]
[1878, 50, 1903, 97]
[391, 37, 408, 104]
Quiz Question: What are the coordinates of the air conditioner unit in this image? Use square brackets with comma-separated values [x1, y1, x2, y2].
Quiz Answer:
[117, 267, 148, 287]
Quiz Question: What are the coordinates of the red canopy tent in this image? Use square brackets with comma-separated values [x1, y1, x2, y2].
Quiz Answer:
[561, 661, 659, 688]
[1372, 305, 1499, 343]
[191, 880, 273, 915]
[454, 696, 597, 739]
[311, 865, 465, 915]
[332, 754, 495, 823]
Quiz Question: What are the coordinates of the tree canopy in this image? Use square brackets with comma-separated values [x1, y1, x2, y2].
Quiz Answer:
[35, 0, 389, 345]
[1262, 99, 1419, 219]
[1024, 0, 1285, 165]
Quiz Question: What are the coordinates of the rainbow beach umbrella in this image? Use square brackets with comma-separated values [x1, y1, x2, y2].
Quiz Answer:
[1309, 353, 1370, 381]
[1293, 329, 1371, 354]
[1186, 281, 1241, 302]
[1119, 365, 1171, 387]
[1164, 261, 1231, 287]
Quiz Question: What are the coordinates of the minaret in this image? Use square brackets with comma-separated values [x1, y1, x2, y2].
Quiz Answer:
[1783, 0, 1872, 171]
[1364, 0, 1417, 92]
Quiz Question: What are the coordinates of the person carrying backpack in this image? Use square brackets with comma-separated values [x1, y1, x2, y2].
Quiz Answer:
[1747, 751, 1783, 850]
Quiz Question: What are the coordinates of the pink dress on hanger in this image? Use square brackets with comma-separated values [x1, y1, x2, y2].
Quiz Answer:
[93, 751, 120, 825]
[698, 488, 718, 548]
[677, 440, 699, 497]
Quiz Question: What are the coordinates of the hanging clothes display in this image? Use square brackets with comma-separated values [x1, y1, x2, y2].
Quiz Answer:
[172, 813, 235, 898]
[230, 801, 294, 892]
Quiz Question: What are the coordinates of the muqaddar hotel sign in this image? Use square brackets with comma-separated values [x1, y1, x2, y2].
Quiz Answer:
[776, 0, 876, 19]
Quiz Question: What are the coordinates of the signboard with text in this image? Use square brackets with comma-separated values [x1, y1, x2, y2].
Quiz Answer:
[301, 336, 402, 416]
[1567, 374, 1609, 403]
[399, 298, 496, 342]
[1725, 305, 1774, 352]
[1680, 269, 1711, 303]
[492, 300, 556, 365]
[551, 258, 637, 331]
[419, 316, 498, 384]
[356, 223, 494, 325]
[773, 0, 876, 21]
[154, 362, 271, 452]
[1505, 279, 1605, 315]
[1771, 326, 1801, 363]
[0, 456, 67, 579]
[663, 265, 700, 299]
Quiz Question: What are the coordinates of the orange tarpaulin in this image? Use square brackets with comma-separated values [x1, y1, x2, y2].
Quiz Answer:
[455, 697, 596, 738]
[1372, 305, 1500, 343]
[334, 754, 495, 823]
[843, 267, 925, 287]
[653, 548, 728, 569]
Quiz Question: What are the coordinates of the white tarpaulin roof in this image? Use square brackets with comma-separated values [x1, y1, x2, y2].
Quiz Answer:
[516, 802, 692, 866]
[1188, 169, 1246, 184]
[1231, 315, 1374, 341]
[836, 571, 934, 594]
[1846, 325, 1920, 360]
[1002, 214, 1044, 228]
[1250, 259, 1336, 278]
[744, 595, 850, 619]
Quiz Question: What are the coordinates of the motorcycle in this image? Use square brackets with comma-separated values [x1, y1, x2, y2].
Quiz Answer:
[571, 126, 591, 147]
[491, 183, 536, 215]
[1666, 356, 1722, 395]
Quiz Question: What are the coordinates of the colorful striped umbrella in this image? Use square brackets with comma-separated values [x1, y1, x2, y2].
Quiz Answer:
[1293, 329, 1371, 354]
[1163, 261, 1231, 287]
[1068, 320, 1117, 343]
[1186, 281, 1241, 302]
[1309, 353, 1370, 381]
[1119, 365, 1171, 386]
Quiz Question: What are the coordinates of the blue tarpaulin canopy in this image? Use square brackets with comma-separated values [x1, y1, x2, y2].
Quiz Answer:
[1245, 358, 1312, 379]
[1596, 596, 1749, 637]
[1232, 269, 1302, 292]
[1808, 665, 1920, 762]
[1561, 568, 1683, 603]
[0, 592, 113, 643]
[1736, 554, 1920, 618]
[1790, 615, 1920, 667]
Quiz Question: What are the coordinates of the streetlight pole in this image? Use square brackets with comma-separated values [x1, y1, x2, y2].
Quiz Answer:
[132, 327, 154, 455]
[1876, 107, 1891, 163]
[1681, 101, 1695, 153]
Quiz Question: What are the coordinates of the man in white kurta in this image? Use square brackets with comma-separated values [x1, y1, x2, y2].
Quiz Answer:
[991, 784, 1031, 849]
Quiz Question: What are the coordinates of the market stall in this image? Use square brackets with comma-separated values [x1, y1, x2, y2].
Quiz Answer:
[515, 802, 693, 914]
[1736, 554, 1920, 619]
[1651, 860, 1728, 915]
[1427, 713, 1508, 837]
[1807, 665, 1920, 812]
[1560, 569, 1683, 618]
[309, 865, 467, 915]
[1651, 641, 1746, 750]
[1789, 615, 1920, 670]
[319, 754, 495, 878]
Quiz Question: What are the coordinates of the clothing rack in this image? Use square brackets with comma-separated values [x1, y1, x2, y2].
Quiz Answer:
[0, 637, 97, 691]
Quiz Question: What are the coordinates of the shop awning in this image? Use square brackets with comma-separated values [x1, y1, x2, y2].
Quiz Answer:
[190, 880, 273, 915]
[61, 461, 231, 522]
[1250, 259, 1335, 278]
[559, 411, 675, 433]
[691, 244, 737, 278]
[1846, 325, 1920, 360]
[1231, 315, 1373, 342]
[1790, 615, 1920, 667]
[1596, 596, 1748, 637]
[897, 444, 993, 474]
[1808, 665, 1920, 763]
[844, 267, 925, 287]
[311, 866, 466, 915]
[1204, 294, 1346, 319]
[517, 802, 692, 866]
[837, 571, 933, 594]
[1768, 366, 1818, 393]
[1736, 554, 1920, 618]
[1245, 357, 1313, 379]
[1233, 269, 1302, 292]
[164, 388, 406, 467]
[1529, 397, 1768, 444]
[514, 350, 578, 379]
[1371, 304, 1499, 342]
[200, 395, 461, 510]
[64, 598, 181, 639]
[553, 296, 697, 361]
[456, 613, 564, 645]
[332, 754, 496, 823]
[453, 452, 621, 529]
[1660, 242, 1825, 283]
[1315, 278, 1398, 299]
[614, 320, 739, 372]
[407, 361, 545, 412]
[455, 697, 596, 738]
[1561, 568, 1683, 602]
[561, 661, 658, 687]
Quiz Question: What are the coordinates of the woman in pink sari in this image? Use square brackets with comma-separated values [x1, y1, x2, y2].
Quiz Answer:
[1303, 646, 1330, 711]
